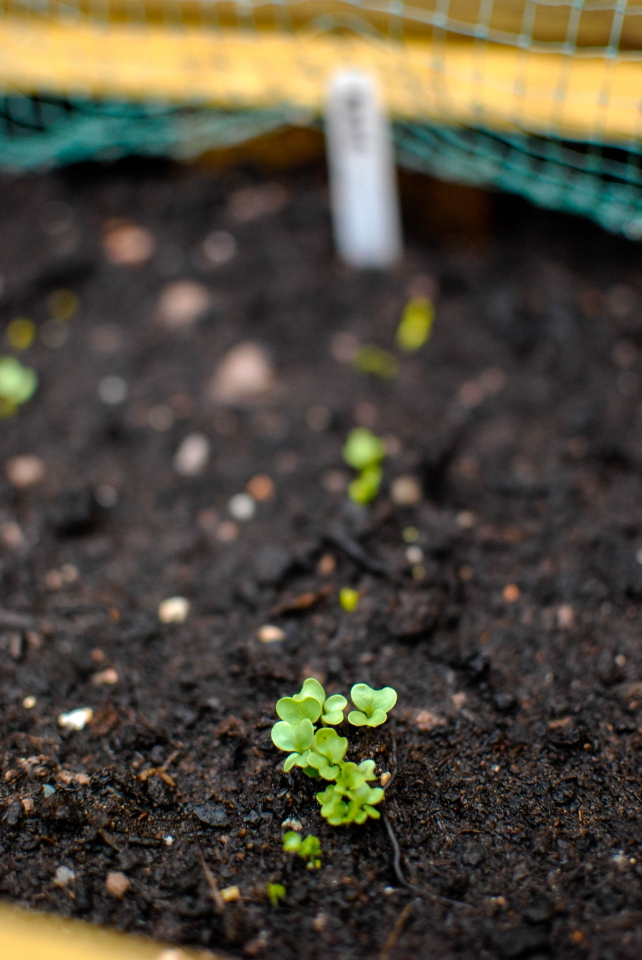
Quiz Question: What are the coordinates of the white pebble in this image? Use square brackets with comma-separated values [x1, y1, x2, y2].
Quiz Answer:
[57, 707, 93, 731]
[228, 493, 255, 521]
[53, 866, 75, 887]
[208, 342, 274, 405]
[22, 695, 36, 709]
[158, 281, 211, 330]
[6, 455, 46, 488]
[158, 596, 190, 623]
[92, 668, 119, 685]
[98, 375, 128, 405]
[164, 835, 174, 846]
[391, 475, 423, 506]
[406, 545, 423, 564]
[174, 433, 210, 477]
[257, 624, 285, 643]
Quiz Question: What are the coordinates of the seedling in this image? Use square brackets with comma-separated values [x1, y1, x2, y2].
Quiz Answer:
[339, 587, 359, 612]
[354, 345, 398, 379]
[283, 832, 322, 868]
[396, 297, 434, 352]
[0, 356, 37, 417]
[343, 428, 385, 505]
[271, 678, 397, 826]
[348, 683, 397, 727]
[266, 882, 286, 906]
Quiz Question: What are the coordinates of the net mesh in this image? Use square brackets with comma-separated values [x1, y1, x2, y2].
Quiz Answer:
[1, 1, 642, 237]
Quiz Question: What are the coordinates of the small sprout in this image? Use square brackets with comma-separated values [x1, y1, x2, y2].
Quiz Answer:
[353, 345, 398, 379]
[266, 882, 286, 906]
[343, 428, 385, 471]
[339, 587, 359, 612]
[0, 356, 37, 417]
[343, 429, 386, 505]
[6, 317, 35, 351]
[316, 761, 384, 825]
[321, 694, 348, 726]
[396, 297, 434, 352]
[283, 832, 322, 869]
[307, 728, 348, 779]
[271, 717, 315, 771]
[348, 683, 398, 727]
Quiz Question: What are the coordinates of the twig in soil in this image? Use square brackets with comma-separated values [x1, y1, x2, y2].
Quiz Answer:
[269, 585, 333, 617]
[380, 901, 414, 960]
[198, 848, 225, 914]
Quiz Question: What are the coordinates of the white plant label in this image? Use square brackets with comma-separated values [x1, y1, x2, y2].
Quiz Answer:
[325, 70, 403, 269]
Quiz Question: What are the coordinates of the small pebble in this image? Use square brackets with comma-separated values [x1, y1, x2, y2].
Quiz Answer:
[147, 405, 175, 432]
[216, 521, 239, 542]
[43, 784, 56, 797]
[92, 668, 118, 685]
[406, 545, 423, 564]
[313, 912, 328, 933]
[246, 474, 275, 501]
[103, 223, 154, 265]
[221, 885, 241, 903]
[208, 342, 274, 404]
[456, 510, 476, 528]
[158, 596, 190, 624]
[380, 771, 391, 787]
[229, 493, 256, 521]
[391, 475, 422, 506]
[21, 797, 34, 814]
[106, 871, 131, 899]
[174, 433, 210, 477]
[164, 835, 173, 846]
[22, 695, 36, 709]
[451, 692, 468, 710]
[281, 818, 302, 831]
[2, 521, 24, 548]
[53, 866, 75, 888]
[98, 375, 128, 405]
[228, 183, 287, 222]
[95, 484, 119, 508]
[202, 230, 237, 265]
[415, 709, 447, 732]
[57, 707, 93, 731]
[557, 604, 575, 629]
[6, 455, 45, 488]
[503, 584, 520, 602]
[258, 624, 285, 643]
[158, 280, 211, 330]
[317, 553, 336, 575]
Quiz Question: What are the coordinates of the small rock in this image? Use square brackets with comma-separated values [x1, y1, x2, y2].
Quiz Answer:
[557, 604, 575, 629]
[216, 521, 239, 542]
[43, 784, 56, 798]
[6, 454, 45, 488]
[174, 433, 210, 477]
[312, 912, 328, 933]
[257, 624, 285, 643]
[208, 342, 274, 405]
[58, 707, 93, 731]
[92, 668, 118, 685]
[103, 223, 154, 265]
[462, 844, 486, 867]
[98, 375, 128, 405]
[451, 692, 467, 710]
[229, 493, 255, 521]
[228, 183, 287, 222]
[380, 771, 391, 786]
[246, 474, 275, 501]
[243, 809, 260, 824]
[158, 281, 212, 330]
[281, 817, 302, 831]
[158, 596, 190, 624]
[415, 709, 447, 732]
[202, 230, 237, 265]
[390, 475, 423, 506]
[2, 521, 24, 548]
[221, 885, 241, 902]
[193, 802, 230, 827]
[53, 866, 75, 887]
[21, 797, 34, 814]
[503, 584, 520, 602]
[105, 871, 130, 899]
[5, 800, 21, 826]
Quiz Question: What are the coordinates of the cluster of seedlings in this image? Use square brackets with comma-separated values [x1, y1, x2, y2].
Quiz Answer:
[271, 678, 397, 826]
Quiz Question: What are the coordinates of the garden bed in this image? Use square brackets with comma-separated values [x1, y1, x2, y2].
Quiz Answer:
[1, 156, 642, 960]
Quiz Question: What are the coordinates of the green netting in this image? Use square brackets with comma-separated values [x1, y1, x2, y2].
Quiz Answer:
[2, 0, 642, 237]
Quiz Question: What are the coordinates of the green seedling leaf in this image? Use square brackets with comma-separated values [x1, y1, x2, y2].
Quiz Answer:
[282, 831, 302, 853]
[348, 683, 397, 727]
[321, 693, 348, 725]
[293, 677, 326, 707]
[310, 728, 348, 779]
[396, 297, 434, 352]
[0, 356, 37, 417]
[271, 718, 315, 753]
[354, 345, 398, 379]
[343, 428, 385, 471]
[348, 465, 382, 505]
[266, 882, 286, 906]
[339, 588, 359, 612]
[276, 695, 322, 724]
[357, 759, 377, 780]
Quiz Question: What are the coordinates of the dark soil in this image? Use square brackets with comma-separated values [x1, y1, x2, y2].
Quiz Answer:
[1, 156, 642, 960]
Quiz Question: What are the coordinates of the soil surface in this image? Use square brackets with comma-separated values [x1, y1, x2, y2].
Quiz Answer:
[1, 157, 642, 960]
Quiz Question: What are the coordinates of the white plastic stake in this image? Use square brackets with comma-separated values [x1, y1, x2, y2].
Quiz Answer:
[325, 70, 403, 269]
